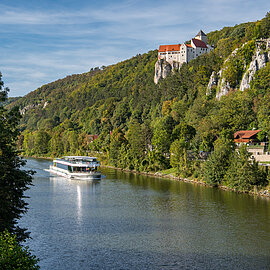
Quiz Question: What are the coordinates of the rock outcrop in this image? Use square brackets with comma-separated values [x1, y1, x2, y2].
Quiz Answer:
[206, 71, 219, 95]
[239, 39, 270, 91]
[19, 100, 48, 115]
[207, 69, 231, 100]
[216, 76, 231, 100]
[214, 48, 239, 100]
[154, 60, 181, 84]
[207, 39, 270, 100]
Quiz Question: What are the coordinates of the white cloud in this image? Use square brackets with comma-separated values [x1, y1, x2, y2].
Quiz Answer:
[0, 0, 269, 96]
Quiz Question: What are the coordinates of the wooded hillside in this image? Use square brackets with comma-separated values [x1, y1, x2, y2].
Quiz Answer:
[9, 12, 270, 192]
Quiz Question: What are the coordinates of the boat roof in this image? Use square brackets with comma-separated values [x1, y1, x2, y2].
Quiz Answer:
[63, 156, 97, 159]
[53, 156, 100, 167]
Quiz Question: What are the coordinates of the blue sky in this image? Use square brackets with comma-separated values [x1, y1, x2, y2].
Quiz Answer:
[0, 0, 269, 97]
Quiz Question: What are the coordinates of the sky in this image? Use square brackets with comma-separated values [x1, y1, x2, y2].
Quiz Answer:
[0, 0, 269, 97]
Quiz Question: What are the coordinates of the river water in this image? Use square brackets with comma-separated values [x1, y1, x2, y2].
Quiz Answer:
[19, 158, 270, 270]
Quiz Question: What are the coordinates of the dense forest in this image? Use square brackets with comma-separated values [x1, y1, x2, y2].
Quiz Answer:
[9, 12, 270, 192]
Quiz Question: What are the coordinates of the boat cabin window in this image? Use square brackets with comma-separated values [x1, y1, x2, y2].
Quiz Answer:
[56, 163, 68, 171]
[72, 166, 96, 172]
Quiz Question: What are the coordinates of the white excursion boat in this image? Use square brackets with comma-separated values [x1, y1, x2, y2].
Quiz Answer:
[48, 156, 101, 180]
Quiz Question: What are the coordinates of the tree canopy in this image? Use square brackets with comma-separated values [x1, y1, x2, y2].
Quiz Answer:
[0, 73, 34, 242]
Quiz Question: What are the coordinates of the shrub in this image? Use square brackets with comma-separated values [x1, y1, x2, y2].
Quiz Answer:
[0, 230, 39, 270]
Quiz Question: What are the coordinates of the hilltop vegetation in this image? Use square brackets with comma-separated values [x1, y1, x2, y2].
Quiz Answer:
[9, 12, 270, 192]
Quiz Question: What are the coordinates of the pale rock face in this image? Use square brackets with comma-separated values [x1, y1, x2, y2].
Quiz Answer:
[207, 39, 270, 100]
[170, 61, 181, 70]
[216, 77, 230, 100]
[154, 59, 180, 84]
[19, 104, 36, 115]
[215, 48, 238, 99]
[206, 71, 219, 95]
[240, 43, 269, 91]
[19, 101, 45, 115]
[212, 69, 232, 100]
[43, 101, 48, 109]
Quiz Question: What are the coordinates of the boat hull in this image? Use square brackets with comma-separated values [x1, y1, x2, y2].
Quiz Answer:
[48, 165, 101, 180]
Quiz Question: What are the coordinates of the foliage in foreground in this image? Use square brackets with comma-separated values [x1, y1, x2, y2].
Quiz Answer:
[0, 230, 39, 270]
[0, 74, 34, 241]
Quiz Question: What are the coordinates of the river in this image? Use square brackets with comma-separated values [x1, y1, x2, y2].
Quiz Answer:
[19, 158, 270, 270]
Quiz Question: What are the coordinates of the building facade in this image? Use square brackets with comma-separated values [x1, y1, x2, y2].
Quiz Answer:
[158, 30, 213, 65]
[234, 130, 270, 163]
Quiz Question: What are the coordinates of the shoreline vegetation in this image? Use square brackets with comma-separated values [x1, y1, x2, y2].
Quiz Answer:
[26, 155, 270, 198]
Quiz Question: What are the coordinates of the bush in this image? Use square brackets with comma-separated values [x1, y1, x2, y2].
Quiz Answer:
[0, 230, 39, 270]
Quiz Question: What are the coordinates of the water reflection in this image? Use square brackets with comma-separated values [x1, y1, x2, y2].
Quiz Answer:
[19, 160, 270, 270]
[48, 175, 102, 225]
[77, 185, 82, 223]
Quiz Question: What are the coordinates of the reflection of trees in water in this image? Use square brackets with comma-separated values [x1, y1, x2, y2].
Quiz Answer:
[102, 167, 270, 223]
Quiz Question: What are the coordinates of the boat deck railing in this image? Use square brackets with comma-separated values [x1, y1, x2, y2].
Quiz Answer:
[55, 158, 100, 166]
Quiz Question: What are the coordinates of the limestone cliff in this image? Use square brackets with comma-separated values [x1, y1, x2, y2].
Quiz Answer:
[154, 60, 181, 84]
[206, 71, 219, 95]
[19, 100, 48, 115]
[207, 69, 232, 100]
[239, 39, 270, 91]
[216, 75, 231, 100]
[213, 48, 238, 100]
[207, 39, 270, 100]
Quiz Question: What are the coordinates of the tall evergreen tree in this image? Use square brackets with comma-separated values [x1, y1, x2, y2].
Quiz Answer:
[223, 145, 267, 191]
[0, 73, 34, 242]
[203, 137, 233, 186]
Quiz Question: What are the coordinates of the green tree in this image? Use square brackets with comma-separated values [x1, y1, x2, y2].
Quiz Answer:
[50, 131, 64, 156]
[260, 12, 270, 38]
[170, 138, 190, 176]
[152, 116, 176, 154]
[109, 128, 127, 166]
[0, 230, 39, 269]
[203, 138, 233, 186]
[251, 62, 270, 96]
[223, 145, 267, 191]
[34, 129, 51, 155]
[216, 38, 235, 58]
[126, 120, 146, 170]
[0, 74, 34, 241]
[22, 131, 35, 156]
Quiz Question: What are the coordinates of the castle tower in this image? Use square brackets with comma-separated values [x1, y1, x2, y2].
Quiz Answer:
[195, 30, 207, 44]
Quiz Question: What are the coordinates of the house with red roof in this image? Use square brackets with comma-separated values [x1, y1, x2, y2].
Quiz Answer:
[234, 130, 262, 143]
[234, 130, 270, 163]
[158, 30, 213, 64]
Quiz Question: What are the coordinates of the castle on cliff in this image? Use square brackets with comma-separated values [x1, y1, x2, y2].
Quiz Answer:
[158, 30, 213, 64]
[154, 30, 213, 83]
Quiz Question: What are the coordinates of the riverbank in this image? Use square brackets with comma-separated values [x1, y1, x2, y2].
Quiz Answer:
[101, 165, 270, 198]
[23, 155, 270, 198]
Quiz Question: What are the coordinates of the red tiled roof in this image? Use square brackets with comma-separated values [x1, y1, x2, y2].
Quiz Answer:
[192, 38, 207, 48]
[186, 44, 192, 48]
[234, 130, 262, 139]
[159, 44, 181, 52]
